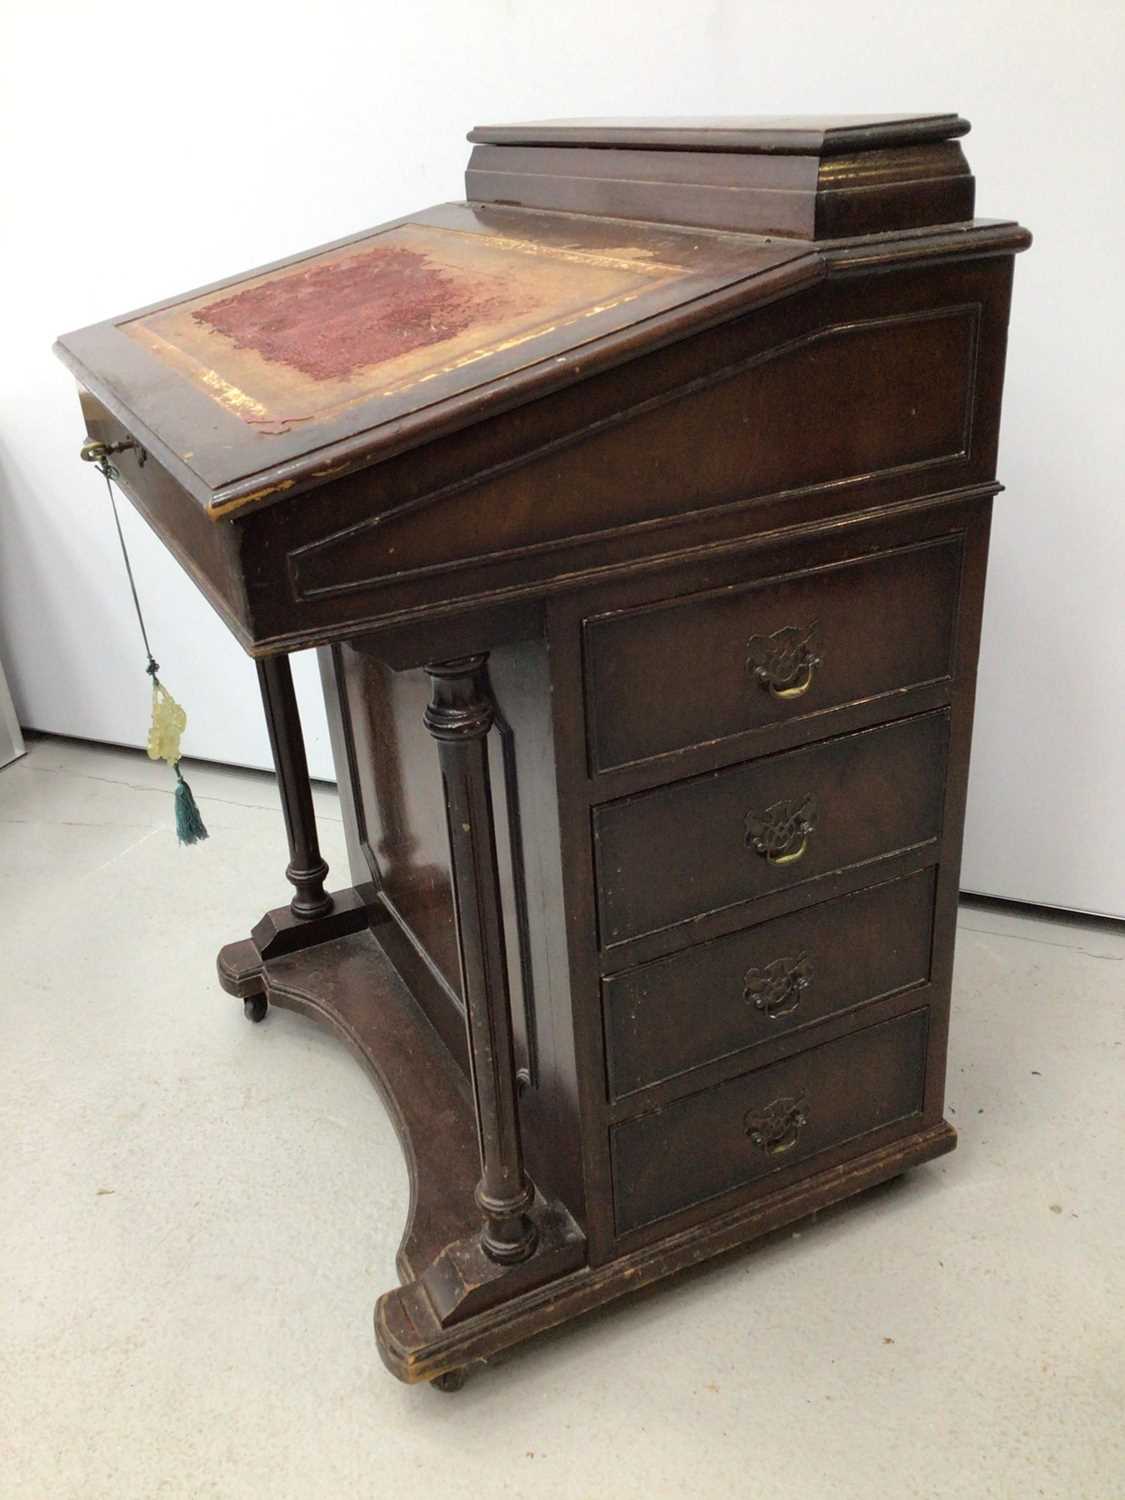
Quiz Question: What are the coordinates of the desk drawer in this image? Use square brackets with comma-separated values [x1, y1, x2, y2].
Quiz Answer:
[604, 866, 936, 1099]
[611, 1007, 929, 1234]
[584, 536, 962, 772]
[594, 710, 948, 949]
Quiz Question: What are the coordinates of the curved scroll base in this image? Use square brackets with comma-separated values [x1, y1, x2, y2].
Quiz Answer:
[376, 1119, 956, 1385]
[218, 894, 480, 1280]
[217, 889, 954, 1388]
[216, 893, 585, 1344]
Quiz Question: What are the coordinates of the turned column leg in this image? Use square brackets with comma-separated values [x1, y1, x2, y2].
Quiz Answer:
[217, 657, 370, 1020]
[257, 655, 333, 920]
[424, 655, 537, 1265]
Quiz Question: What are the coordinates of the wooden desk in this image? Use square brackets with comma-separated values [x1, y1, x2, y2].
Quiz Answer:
[56, 113, 1030, 1389]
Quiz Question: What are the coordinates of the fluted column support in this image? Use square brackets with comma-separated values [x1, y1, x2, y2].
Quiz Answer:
[424, 654, 537, 1265]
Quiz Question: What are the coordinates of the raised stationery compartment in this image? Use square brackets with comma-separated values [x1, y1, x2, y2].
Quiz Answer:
[603, 866, 937, 1100]
[593, 710, 949, 952]
[583, 534, 963, 773]
[466, 115, 976, 239]
[610, 1007, 930, 1235]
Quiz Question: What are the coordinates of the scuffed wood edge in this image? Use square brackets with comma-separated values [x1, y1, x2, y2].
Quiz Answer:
[375, 1118, 956, 1382]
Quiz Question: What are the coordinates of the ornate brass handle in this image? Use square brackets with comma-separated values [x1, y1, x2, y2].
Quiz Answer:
[745, 794, 817, 866]
[747, 622, 821, 701]
[744, 954, 813, 1019]
[744, 1095, 809, 1156]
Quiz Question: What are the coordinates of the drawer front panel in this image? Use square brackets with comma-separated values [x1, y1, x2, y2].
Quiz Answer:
[585, 536, 962, 772]
[604, 867, 936, 1099]
[594, 710, 948, 949]
[611, 1007, 929, 1234]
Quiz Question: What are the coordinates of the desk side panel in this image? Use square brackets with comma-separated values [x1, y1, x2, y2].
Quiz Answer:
[331, 647, 466, 1062]
[75, 393, 251, 645]
[230, 254, 1015, 653]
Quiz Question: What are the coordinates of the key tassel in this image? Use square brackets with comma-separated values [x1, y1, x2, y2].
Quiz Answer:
[174, 764, 209, 846]
[146, 661, 208, 846]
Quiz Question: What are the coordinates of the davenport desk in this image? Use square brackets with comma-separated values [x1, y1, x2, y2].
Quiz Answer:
[56, 114, 1030, 1389]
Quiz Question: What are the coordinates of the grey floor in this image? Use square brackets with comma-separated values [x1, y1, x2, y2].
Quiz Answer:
[2, 734, 1122, 1500]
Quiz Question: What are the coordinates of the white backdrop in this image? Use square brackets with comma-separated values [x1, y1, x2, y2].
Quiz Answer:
[2, 1, 1122, 915]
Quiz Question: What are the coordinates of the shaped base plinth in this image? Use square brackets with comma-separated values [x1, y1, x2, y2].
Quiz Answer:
[214, 888, 955, 1389]
[376, 1119, 956, 1385]
[215, 896, 586, 1358]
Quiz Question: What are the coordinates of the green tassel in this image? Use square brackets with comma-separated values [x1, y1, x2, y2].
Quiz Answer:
[93, 457, 211, 851]
[174, 765, 209, 846]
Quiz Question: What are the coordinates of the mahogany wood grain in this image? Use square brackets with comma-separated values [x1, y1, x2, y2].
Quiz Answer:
[423, 656, 538, 1264]
[593, 710, 949, 949]
[58, 113, 1029, 1386]
[610, 1007, 930, 1234]
[466, 137, 974, 240]
[377, 1119, 957, 1384]
[256, 655, 333, 918]
[218, 918, 479, 1281]
[467, 115, 971, 154]
[584, 533, 962, 772]
[604, 867, 937, 1100]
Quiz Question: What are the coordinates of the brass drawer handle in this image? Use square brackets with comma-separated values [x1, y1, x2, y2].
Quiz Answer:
[747, 622, 821, 700]
[744, 954, 814, 1019]
[745, 794, 817, 866]
[744, 1095, 809, 1156]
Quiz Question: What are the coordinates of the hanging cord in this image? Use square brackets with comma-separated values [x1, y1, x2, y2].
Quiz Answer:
[101, 458, 159, 677]
[83, 444, 208, 845]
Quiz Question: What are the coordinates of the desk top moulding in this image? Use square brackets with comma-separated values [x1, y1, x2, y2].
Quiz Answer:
[56, 113, 1029, 1389]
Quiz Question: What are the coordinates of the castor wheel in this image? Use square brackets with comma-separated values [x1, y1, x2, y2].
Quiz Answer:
[430, 1368, 465, 1393]
[243, 995, 268, 1023]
